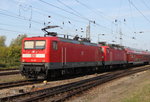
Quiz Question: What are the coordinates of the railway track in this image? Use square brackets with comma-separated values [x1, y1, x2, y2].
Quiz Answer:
[0, 68, 18, 71]
[0, 65, 149, 102]
[0, 70, 20, 76]
[0, 80, 42, 90]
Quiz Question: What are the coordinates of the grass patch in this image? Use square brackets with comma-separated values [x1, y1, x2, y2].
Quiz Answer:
[122, 83, 150, 102]
[0, 62, 20, 69]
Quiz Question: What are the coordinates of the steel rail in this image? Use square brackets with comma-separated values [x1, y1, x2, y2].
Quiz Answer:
[0, 71, 20, 76]
[0, 65, 149, 102]
[0, 80, 42, 90]
[0, 68, 18, 71]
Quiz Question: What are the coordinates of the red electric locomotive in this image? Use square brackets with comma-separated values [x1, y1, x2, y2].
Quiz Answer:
[99, 43, 127, 68]
[21, 34, 103, 78]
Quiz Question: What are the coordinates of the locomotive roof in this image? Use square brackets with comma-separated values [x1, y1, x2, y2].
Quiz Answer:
[98, 42, 124, 49]
[125, 47, 150, 55]
[99, 44, 125, 50]
[59, 37, 98, 46]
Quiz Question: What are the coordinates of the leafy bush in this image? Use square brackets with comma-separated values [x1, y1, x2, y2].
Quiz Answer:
[0, 34, 27, 69]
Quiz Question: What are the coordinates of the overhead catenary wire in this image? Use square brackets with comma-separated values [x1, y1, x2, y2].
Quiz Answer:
[0, 22, 40, 31]
[23, 5, 89, 34]
[128, 0, 136, 32]
[0, 0, 148, 48]
[0, 27, 42, 36]
[57, 0, 90, 21]
[75, 0, 119, 42]
[0, 12, 42, 25]
[74, 0, 137, 39]
[38, 0, 114, 32]
[38, 0, 88, 21]
[0, 8, 44, 31]
[19, 5, 33, 28]
[0, 8, 43, 25]
[74, 0, 113, 23]
[32, 6, 87, 24]
[141, 0, 150, 10]
[17, 3, 87, 33]
[14, 1, 90, 38]
[116, 0, 123, 20]
[0, 27, 33, 34]
[128, 0, 150, 24]
[38, 0, 97, 34]
[74, 0, 117, 31]
[14, 0, 88, 27]
[59, 0, 115, 31]
[31, 8, 86, 35]
[10, 0, 141, 41]
[75, 0, 127, 27]
[16, 1, 88, 25]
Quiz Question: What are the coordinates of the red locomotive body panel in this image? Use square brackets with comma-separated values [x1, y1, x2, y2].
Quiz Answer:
[101, 45, 127, 65]
[49, 38, 103, 69]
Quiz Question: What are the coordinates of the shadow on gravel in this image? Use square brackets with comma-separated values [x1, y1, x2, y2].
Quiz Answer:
[45, 64, 144, 82]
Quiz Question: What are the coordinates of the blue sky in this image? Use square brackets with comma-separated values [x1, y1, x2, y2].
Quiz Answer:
[0, 0, 150, 50]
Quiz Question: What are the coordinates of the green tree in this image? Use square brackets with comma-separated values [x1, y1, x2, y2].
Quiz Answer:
[0, 36, 7, 67]
[8, 34, 27, 67]
[10, 34, 27, 46]
[0, 34, 27, 68]
[0, 36, 6, 47]
[7, 46, 21, 66]
[0, 47, 8, 64]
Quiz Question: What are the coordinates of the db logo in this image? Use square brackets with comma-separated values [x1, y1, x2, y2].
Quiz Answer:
[31, 54, 36, 58]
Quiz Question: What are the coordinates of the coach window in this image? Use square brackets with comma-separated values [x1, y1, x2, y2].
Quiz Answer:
[53, 41, 58, 50]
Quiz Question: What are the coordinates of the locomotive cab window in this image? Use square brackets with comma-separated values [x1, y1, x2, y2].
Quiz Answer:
[35, 40, 45, 49]
[52, 41, 58, 50]
[24, 41, 34, 49]
[24, 40, 45, 49]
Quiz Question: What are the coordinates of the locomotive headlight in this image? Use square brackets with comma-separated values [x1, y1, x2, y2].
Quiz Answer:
[22, 59, 25, 62]
[42, 60, 45, 62]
